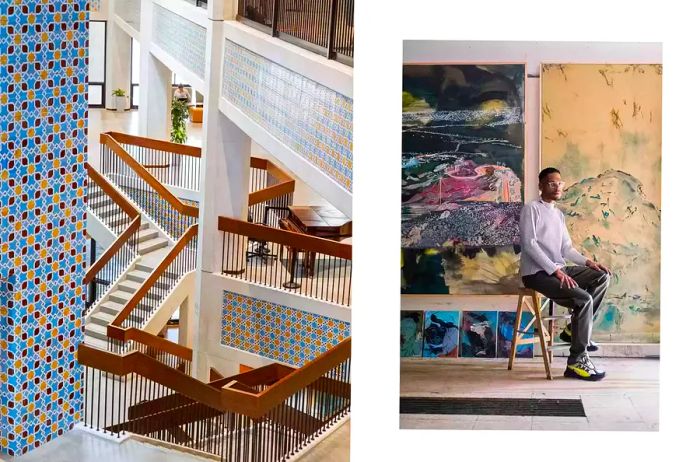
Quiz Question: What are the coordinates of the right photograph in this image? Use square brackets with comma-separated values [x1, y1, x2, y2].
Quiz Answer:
[400, 40, 660, 431]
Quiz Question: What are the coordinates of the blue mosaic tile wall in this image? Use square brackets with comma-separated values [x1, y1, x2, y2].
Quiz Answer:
[89, 0, 100, 12]
[222, 41, 353, 192]
[152, 4, 206, 79]
[221, 291, 350, 367]
[0, 1, 88, 455]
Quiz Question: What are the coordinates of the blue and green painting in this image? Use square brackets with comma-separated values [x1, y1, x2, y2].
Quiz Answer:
[400, 311, 424, 357]
[497, 311, 534, 359]
[422, 311, 460, 358]
[402, 64, 524, 294]
[460, 311, 497, 358]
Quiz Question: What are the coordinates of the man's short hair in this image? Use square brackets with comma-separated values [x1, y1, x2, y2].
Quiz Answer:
[538, 167, 560, 182]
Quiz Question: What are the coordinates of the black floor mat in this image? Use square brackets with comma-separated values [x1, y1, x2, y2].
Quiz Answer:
[400, 397, 586, 417]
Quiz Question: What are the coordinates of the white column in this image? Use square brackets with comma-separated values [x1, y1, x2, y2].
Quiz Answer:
[210, 0, 236, 20]
[104, 20, 132, 110]
[192, 19, 251, 380]
[138, 0, 171, 139]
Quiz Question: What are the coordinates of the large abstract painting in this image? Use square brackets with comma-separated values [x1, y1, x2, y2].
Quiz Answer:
[541, 64, 662, 342]
[401, 64, 525, 294]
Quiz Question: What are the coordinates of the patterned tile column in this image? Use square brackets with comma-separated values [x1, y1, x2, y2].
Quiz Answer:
[0, 1, 88, 456]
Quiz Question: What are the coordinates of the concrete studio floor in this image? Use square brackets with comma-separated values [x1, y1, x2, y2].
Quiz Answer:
[400, 357, 659, 431]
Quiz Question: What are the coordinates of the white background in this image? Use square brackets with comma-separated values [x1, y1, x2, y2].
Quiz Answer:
[353, 0, 699, 460]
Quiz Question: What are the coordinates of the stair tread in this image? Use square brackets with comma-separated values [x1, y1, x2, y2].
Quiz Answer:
[100, 300, 125, 311]
[84, 336, 109, 350]
[85, 323, 107, 334]
[138, 237, 169, 253]
[118, 279, 142, 292]
[110, 290, 133, 302]
[91, 311, 116, 322]
[127, 270, 151, 281]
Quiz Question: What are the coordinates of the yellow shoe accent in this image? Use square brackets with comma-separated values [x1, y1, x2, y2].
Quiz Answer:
[567, 364, 591, 378]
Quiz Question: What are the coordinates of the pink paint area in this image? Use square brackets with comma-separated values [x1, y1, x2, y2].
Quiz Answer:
[405, 160, 522, 205]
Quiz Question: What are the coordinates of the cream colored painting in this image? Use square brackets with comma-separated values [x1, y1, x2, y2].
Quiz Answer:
[541, 63, 661, 343]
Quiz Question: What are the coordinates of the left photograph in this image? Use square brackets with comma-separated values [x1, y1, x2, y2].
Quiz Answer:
[0, 1, 353, 460]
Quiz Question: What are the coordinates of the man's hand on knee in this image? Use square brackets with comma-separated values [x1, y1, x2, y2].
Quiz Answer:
[554, 269, 578, 289]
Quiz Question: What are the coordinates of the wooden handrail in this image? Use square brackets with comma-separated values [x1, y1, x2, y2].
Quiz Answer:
[78, 344, 225, 410]
[87, 164, 140, 219]
[84, 165, 141, 285]
[101, 133, 199, 217]
[84, 218, 140, 285]
[108, 131, 202, 158]
[218, 216, 352, 260]
[124, 327, 193, 361]
[221, 338, 351, 416]
[78, 336, 351, 418]
[248, 180, 295, 206]
[107, 224, 199, 339]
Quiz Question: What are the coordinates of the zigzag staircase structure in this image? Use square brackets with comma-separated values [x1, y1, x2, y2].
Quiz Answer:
[82, 132, 351, 461]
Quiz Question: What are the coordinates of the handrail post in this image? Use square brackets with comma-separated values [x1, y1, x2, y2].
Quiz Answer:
[271, 0, 280, 37]
[326, 0, 338, 59]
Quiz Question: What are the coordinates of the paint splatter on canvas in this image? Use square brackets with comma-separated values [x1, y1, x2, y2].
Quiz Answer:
[541, 64, 661, 342]
[422, 311, 460, 358]
[400, 311, 424, 357]
[402, 64, 524, 293]
[497, 311, 534, 359]
[402, 246, 521, 295]
[460, 311, 497, 358]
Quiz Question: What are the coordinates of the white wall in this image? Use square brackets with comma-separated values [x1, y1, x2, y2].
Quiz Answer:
[401, 40, 662, 312]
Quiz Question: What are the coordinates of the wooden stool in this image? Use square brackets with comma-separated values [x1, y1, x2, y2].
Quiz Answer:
[507, 288, 571, 380]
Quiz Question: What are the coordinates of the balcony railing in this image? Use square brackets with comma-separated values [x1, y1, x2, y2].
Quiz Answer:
[238, 0, 354, 66]
[219, 216, 351, 306]
[79, 334, 351, 461]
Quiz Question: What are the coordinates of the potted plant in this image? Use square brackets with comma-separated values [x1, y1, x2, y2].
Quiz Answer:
[171, 99, 190, 144]
[112, 88, 129, 112]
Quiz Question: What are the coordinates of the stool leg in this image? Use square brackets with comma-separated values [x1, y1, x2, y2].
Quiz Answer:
[533, 294, 552, 380]
[508, 295, 524, 370]
[547, 299, 554, 364]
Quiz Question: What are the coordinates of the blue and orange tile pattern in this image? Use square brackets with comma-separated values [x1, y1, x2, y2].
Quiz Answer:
[222, 41, 353, 193]
[221, 291, 350, 367]
[0, 0, 88, 455]
[153, 4, 206, 79]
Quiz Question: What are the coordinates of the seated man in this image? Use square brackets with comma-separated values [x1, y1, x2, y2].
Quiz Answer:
[520, 167, 612, 381]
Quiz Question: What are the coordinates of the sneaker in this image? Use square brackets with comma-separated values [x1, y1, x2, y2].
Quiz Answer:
[564, 354, 606, 381]
[559, 325, 599, 352]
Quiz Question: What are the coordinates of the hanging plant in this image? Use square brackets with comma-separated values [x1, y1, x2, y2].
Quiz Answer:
[171, 99, 190, 144]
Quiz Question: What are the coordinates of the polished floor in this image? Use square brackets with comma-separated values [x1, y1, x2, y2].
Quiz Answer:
[400, 357, 659, 431]
[4, 421, 349, 461]
[2, 429, 211, 462]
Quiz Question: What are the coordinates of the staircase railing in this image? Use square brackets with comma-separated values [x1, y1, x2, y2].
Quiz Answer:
[248, 157, 295, 227]
[100, 132, 295, 233]
[107, 224, 199, 345]
[108, 132, 202, 192]
[218, 216, 351, 306]
[78, 334, 351, 461]
[85, 164, 141, 312]
[100, 132, 199, 241]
